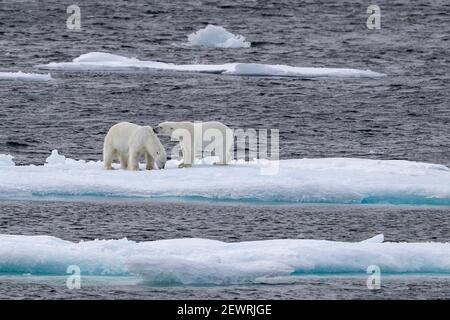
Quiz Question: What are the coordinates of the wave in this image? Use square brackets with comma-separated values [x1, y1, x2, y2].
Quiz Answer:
[0, 233, 449, 284]
[35, 52, 385, 78]
[187, 24, 251, 48]
[0, 71, 52, 82]
[0, 151, 449, 205]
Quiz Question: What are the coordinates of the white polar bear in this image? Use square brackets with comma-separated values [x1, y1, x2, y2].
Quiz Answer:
[154, 121, 233, 167]
[103, 122, 167, 171]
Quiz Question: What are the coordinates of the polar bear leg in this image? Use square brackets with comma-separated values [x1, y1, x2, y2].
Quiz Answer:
[225, 131, 233, 164]
[179, 141, 192, 168]
[215, 152, 230, 165]
[103, 144, 115, 170]
[214, 154, 227, 165]
[119, 154, 128, 170]
[179, 162, 192, 168]
[227, 150, 232, 163]
[226, 142, 233, 163]
[214, 144, 232, 165]
[145, 152, 155, 170]
[128, 149, 140, 171]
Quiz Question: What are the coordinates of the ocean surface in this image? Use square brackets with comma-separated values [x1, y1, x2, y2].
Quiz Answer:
[0, 0, 449, 299]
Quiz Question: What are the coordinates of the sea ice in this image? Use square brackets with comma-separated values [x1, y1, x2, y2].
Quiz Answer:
[0, 233, 449, 284]
[0, 151, 449, 205]
[0, 71, 52, 82]
[36, 52, 385, 78]
[187, 24, 251, 48]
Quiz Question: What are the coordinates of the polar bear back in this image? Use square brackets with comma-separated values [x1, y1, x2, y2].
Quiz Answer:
[198, 121, 229, 132]
[104, 122, 143, 154]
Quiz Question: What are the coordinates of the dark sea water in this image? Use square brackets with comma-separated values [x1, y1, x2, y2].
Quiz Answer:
[0, 0, 449, 299]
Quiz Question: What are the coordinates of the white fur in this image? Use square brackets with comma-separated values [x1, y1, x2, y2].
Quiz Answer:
[155, 121, 233, 167]
[103, 122, 166, 170]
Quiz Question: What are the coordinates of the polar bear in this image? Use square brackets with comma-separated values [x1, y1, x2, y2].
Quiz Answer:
[154, 121, 233, 167]
[103, 122, 167, 171]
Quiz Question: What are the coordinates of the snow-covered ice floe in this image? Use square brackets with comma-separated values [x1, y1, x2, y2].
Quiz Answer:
[35, 52, 385, 78]
[0, 151, 450, 205]
[1, 233, 450, 284]
[0, 71, 52, 82]
[187, 24, 251, 48]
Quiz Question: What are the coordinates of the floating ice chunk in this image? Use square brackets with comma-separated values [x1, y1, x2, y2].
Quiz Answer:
[36, 52, 385, 78]
[0, 71, 52, 82]
[0, 234, 449, 284]
[0, 154, 14, 167]
[187, 24, 251, 48]
[45, 150, 66, 166]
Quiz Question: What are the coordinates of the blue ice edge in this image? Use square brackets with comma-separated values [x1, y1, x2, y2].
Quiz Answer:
[1, 191, 449, 206]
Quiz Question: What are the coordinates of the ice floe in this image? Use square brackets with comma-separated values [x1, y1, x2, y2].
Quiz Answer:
[0, 151, 449, 205]
[35, 52, 385, 78]
[0, 71, 52, 82]
[0, 233, 449, 284]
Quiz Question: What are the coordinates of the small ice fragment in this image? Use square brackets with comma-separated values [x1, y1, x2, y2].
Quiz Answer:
[361, 234, 384, 243]
[0, 154, 15, 167]
[187, 25, 251, 48]
[45, 150, 66, 165]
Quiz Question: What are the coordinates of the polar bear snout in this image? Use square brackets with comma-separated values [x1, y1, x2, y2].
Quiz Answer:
[156, 159, 166, 170]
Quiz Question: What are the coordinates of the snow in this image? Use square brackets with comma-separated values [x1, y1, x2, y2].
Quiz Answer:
[0, 71, 52, 82]
[35, 52, 385, 78]
[0, 151, 449, 205]
[187, 24, 251, 48]
[0, 154, 15, 167]
[0, 233, 449, 284]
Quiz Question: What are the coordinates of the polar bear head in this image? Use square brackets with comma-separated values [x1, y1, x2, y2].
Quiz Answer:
[143, 126, 167, 169]
[154, 121, 188, 136]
